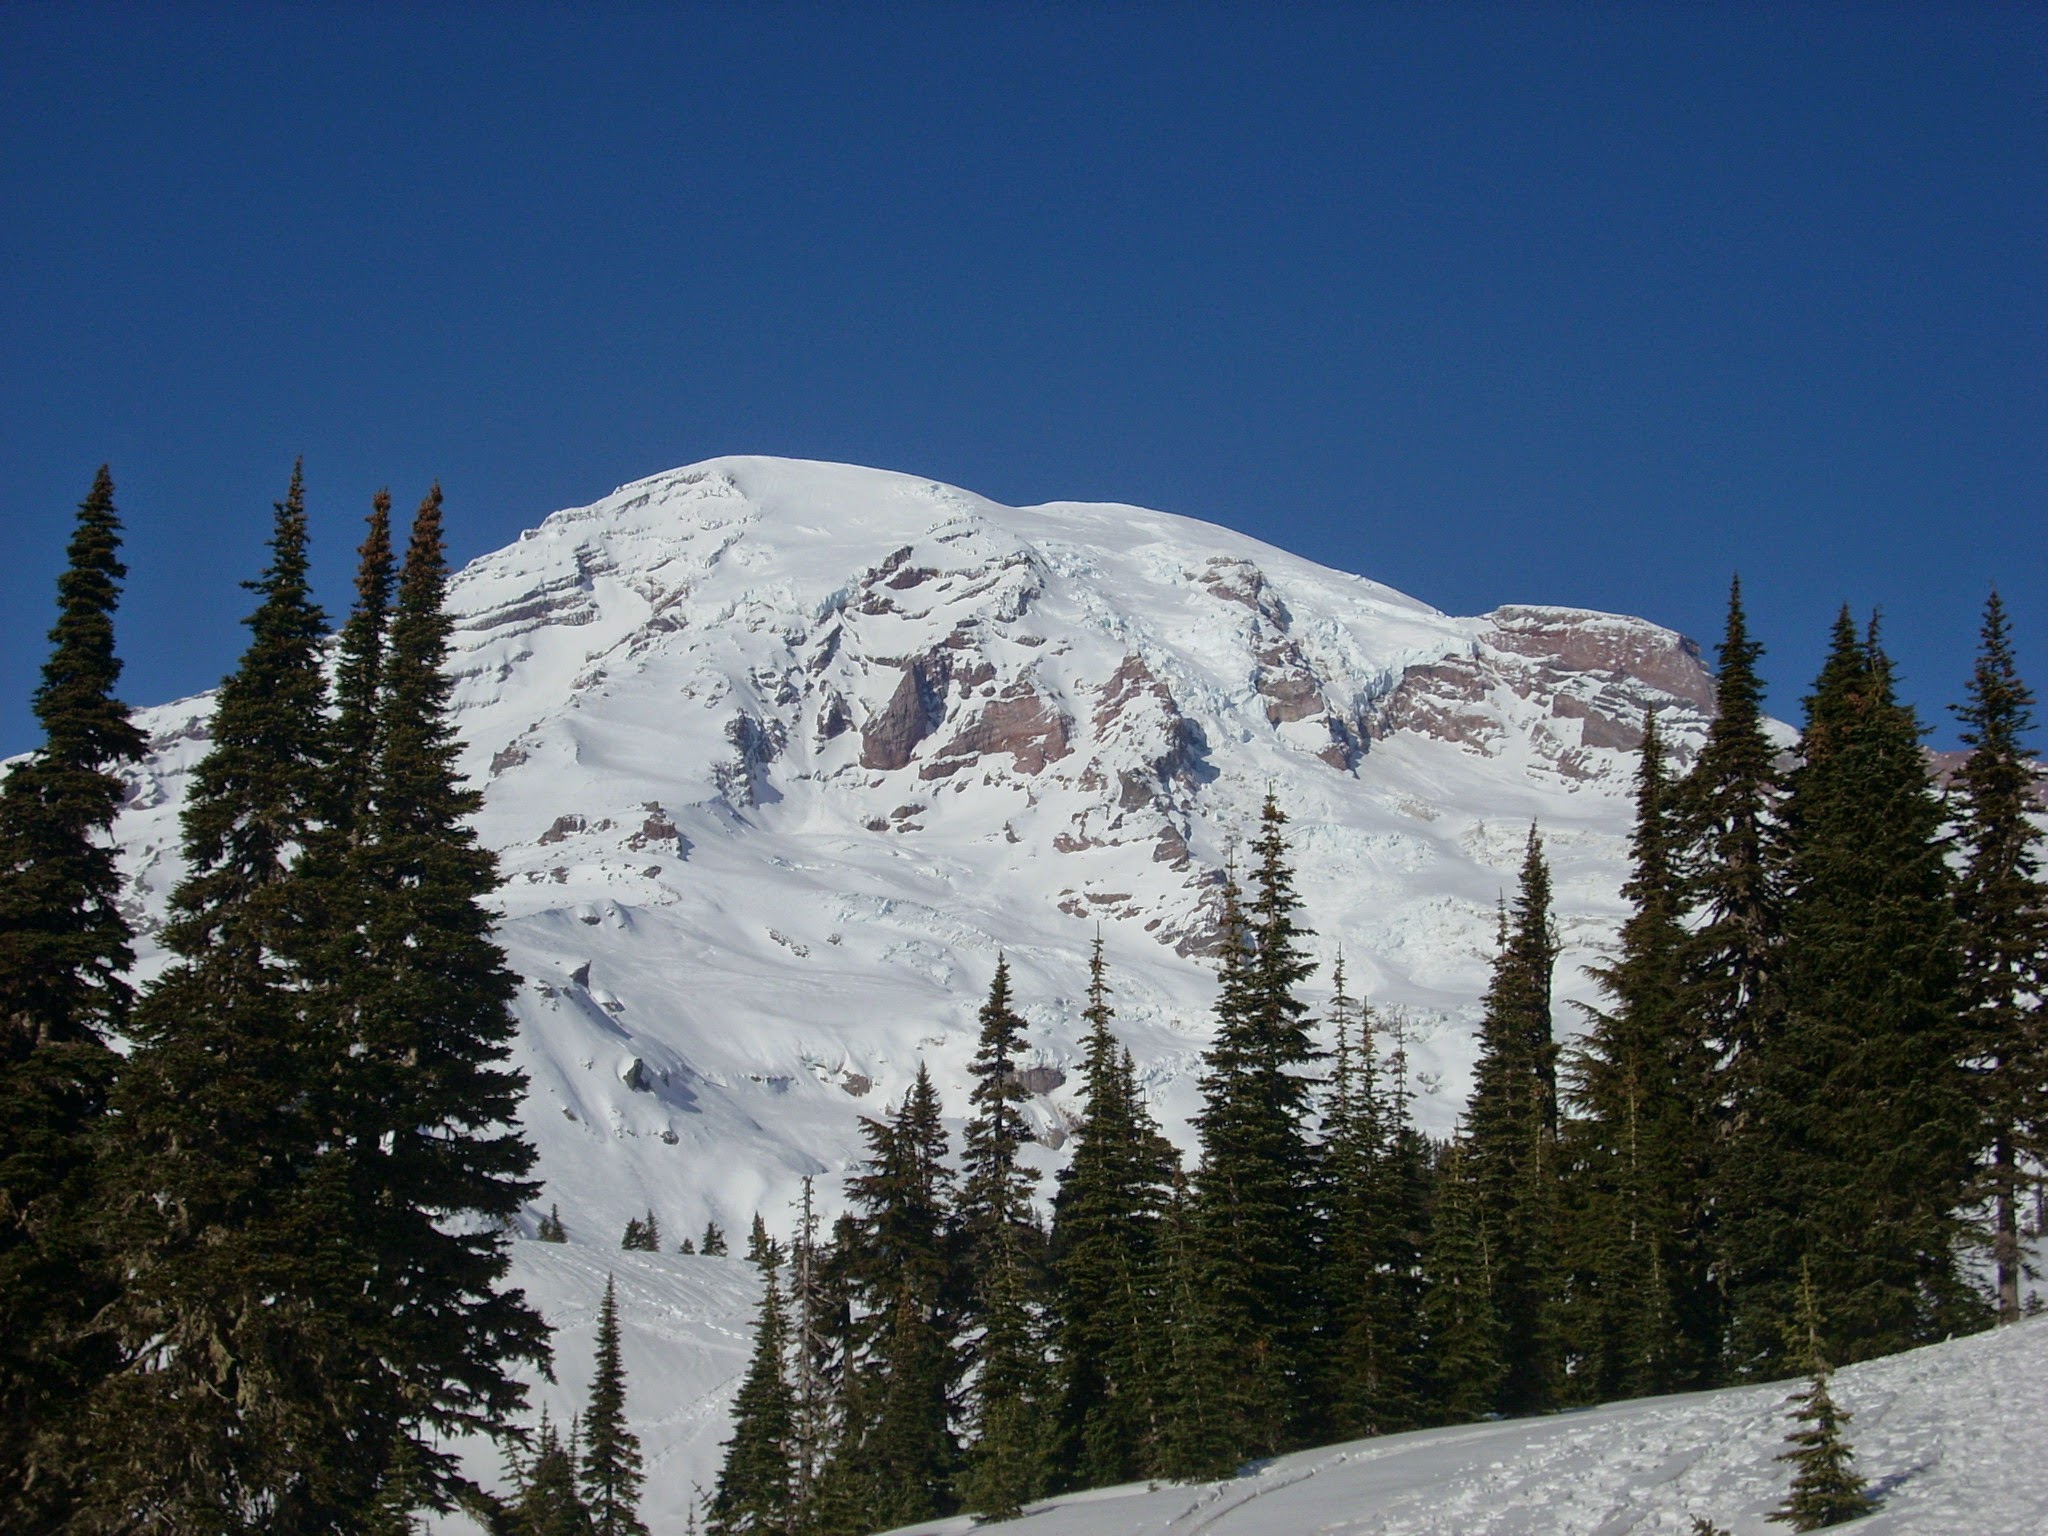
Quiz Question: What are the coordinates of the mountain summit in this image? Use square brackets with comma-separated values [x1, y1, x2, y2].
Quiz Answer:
[109, 456, 1715, 1241]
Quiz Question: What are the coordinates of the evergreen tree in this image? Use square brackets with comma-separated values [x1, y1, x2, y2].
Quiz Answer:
[89, 463, 356, 1529]
[1319, 961, 1426, 1436]
[711, 1247, 797, 1535]
[1950, 591, 2048, 1324]
[1049, 937, 1179, 1489]
[956, 956, 1051, 1517]
[1416, 1135, 1505, 1424]
[1565, 712, 1715, 1396]
[1188, 796, 1323, 1454]
[1767, 1261, 1874, 1531]
[1151, 1175, 1241, 1482]
[0, 466, 147, 1530]
[516, 1411, 594, 1536]
[539, 1205, 569, 1243]
[581, 1275, 648, 1536]
[827, 1065, 961, 1530]
[703, 1220, 730, 1257]
[1462, 826, 1563, 1413]
[747, 1213, 784, 1270]
[323, 485, 551, 1509]
[1722, 612, 1982, 1371]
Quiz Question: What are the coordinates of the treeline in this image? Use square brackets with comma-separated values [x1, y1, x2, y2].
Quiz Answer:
[706, 581, 2046, 1535]
[0, 469, 555, 1533]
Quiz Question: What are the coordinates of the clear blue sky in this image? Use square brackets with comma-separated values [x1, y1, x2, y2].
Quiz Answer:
[3, 2, 2041, 756]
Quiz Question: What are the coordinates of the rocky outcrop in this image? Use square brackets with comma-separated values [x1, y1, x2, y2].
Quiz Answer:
[860, 654, 950, 770]
[920, 682, 1073, 780]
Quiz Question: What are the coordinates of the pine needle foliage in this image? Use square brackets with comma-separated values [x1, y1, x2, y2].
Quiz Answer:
[0, 465, 146, 1530]
[581, 1275, 648, 1536]
[710, 1249, 796, 1535]
[1768, 1261, 1874, 1530]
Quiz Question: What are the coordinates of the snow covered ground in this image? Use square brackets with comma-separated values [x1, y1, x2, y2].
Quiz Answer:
[886, 1318, 2048, 1536]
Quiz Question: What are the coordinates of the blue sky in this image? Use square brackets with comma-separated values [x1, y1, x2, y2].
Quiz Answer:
[3, 3, 2041, 755]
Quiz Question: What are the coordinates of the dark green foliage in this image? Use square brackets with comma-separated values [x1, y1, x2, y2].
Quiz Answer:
[539, 1205, 569, 1244]
[581, 1276, 648, 1536]
[1565, 713, 1717, 1397]
[328, 490, 394, 833]
[747, 1213, 784, 1270]
[0, 465, 147, 1529]
[1768, 1263, 1874, 1530]
[825, 1064, 961, 1530]
[623, 1211, 662, 1252]
[1187, 796, 1323, 1453]
[1152, 1176, 1242, 1481]
[703, 1220, 730, 1258]
[710, 1262, 797, 1534]
[1318, 962, 1427, 1436]
[1049, 937, 1179, 1489]
[1417, 1136, 1505, 1423]
[957, 957, 1051, 1517]
[1722, 612, 1983, 1372]
[1462, 827, 1563, 1413]
[1950, 591, 2048, 1323]
[88, 463, 359, 1529]
[516, 1412, 594, 1536]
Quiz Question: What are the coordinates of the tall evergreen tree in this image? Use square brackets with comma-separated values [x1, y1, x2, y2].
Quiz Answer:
[827, 1065, 960, 1531]
[956, 957, 1051, 1517]
[514, 1411, 593, 1536]
[1565, 712, 1716, 1396]
[1462, 826, 1563, 1414]
[1048, 937, 1178, 1489]
[1319, 962, 1427, 1436]
[710, 1250, 796, 1535]
[1721, 611, 1983, 1372]
[581, 1276, 648, 1536]
[89, 463, 355, 1530]
[324, 486, 551, 1513]
[1151, 1175, 1240, 1482]
[1416, 1135, 1505, 1425]
[0, 466, 147, 1530]
[1949, 591, 2048, 1324]
[1188, 796, 1322, 1454]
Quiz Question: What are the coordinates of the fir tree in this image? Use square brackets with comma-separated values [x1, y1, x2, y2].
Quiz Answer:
[1152, 1174, 1241, 1481]
[516, 1411, 594, 1536]
[957, 956, 1051, 1517]
[1565, 712, 1715, 1396]
[622, 1210, 661, 1252]
[1767, 1261, 1874, 1530]
[581, 1275, 648, 1536]
[324, 485, 551, 1508]
[539, 1205, 569, 1243]
[1462, 826, 1563, 1413]
[1949, 591, 2048, 1324]
[747, 1212, 784, 1270]
[1417, 1135, 1505, 1424]
[1049, 936, 1179, 1489]
[1187, 795, 1323, 1454]
[1722, 613, 1983, 1371]
[89, 463, 354, 1529]
[710, 1253, 797, 1535]
[1319, 961, 1427, 1436]
[703, 1220, 730, 1257]
[0, 465, 147, 1531]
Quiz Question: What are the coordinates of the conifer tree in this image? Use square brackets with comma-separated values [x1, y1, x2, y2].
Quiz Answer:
[1048, 936, 1179, 1489]
[747, 1213, 784, 1270]
[516, 1411, 594, 1536]
[539, 1205, 569, 1243]
[581, 1275, 648, 1536]
[1417, 1135, 1505, 1424]
[703, 1220, 730, 1257]
[0, 465, 147, 1530]
[323, 485, 551, 1510]
[89, 463, 354, 1528]
[1188, 796, 1323, 1453]
[1767, 1261, 1873, 1531]
[1950, 591, 2048, 1324]
[1565, 713, 1714, 1396]
[1319, 961, 1426, 1436]
[829, 1064, 961, 1530]
[1462, 826, 1563, 1413]
[1152, 1175, 1241, 1481]
[955, 956, 1051, 1518]
[1722, 612, 1981, 1371]
[710, 1250, 797, 1535]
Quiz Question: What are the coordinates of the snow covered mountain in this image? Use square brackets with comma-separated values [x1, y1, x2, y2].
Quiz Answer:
[109, 454, 1721, 1252]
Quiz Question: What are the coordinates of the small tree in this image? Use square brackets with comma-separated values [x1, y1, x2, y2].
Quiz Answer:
[1768, 1261, 1873, 1531]
[516, 1409, 592, 1536]
[580, 1275, 648, 1536]
[746, 1212, 784, 1269]
[621, 1211, 661, 1252]
[702, 1220, 729, 1257]
[538, 1205, 568, 1244]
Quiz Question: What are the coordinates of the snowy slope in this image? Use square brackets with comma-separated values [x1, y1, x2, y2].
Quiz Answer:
[879, 1317, 2048, 1536]
[105, 456, 1727, 1253]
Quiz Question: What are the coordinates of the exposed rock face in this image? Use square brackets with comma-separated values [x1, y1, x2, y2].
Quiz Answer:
[860, 655, 950, 770]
